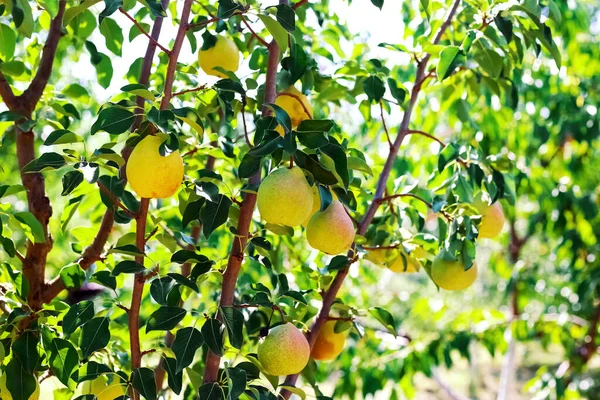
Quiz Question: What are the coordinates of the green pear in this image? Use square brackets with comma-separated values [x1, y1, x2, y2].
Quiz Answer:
[431, 254, 477, 291]
[306, 200, 355, 254]
[258, 322, 310, 376]
[473, 193, 505, 239]
[257, 167, 314, 227]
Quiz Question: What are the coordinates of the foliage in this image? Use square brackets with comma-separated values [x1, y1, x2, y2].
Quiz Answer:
[0, 0, 599, 399]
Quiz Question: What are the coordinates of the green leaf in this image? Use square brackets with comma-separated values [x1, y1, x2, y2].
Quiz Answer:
[494, 15, 513, 43]
[12, 331, 40, 374]
[474, 40, 503, 78]
[163, 357, 183, 394]
[217, 0, 243, 18]
[90, 270, 117, 290]
[76, 361, 112, 382]
[91, 106, 135, 135]
[5, 358, 37, 400]
[220, 307, 244, 349]
[265, 103, 292, 134]
[150, 277, 175, 305]
[327, 255, 349, 271]
[226, 367, 247, 400]
[370, 0, 383, 9]
[170, 250, 205, 264]
[15, 0, 33, 38]
[48, 338, 79, 387]
[369, 307, 397, 336]
[0, 184, 26, 198]
[38, 0, 59, 17]
[347, 156, 373, 176]
[198, 382, 225, 400]
[387, 78, 408, 105]
[44, 129, 84, 145]
[297, 131, 328, 149]
[59, 263, 85, 289]
[79, 316, 111, 358]
[437, 46, 463, 80]
[99, 0, 123, 24]
[21, 152, 66, 173]
[257, 14, 288, 54]
[146, 306, 186, 332]
[94, 53, 114, 88]
[63, 300, 95, 335]
[363, 75, 385, 103]
[321, 142, 349, 188]
[168, 273, 199, 293]
[13, 212, 46, 243]
[63, 0, 102, 26]
[201, 318, 224, 356]
[438, 143, 459, 172]
[112, 260, 146, 276]
[172, 327, 204, 373]
[0, 60, 25, 76]
[201, 195, 233, 238]
[132, 367, 157, 400]
[296, 120, 334, 133]
[275, 3, 295, 31]
[99, 17, 124, 56]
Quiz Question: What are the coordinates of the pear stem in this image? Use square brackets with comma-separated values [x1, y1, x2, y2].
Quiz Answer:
[289, 155, 294, 168]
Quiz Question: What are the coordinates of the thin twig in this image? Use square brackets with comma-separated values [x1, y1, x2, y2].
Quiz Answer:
[406, 130, 468, 167]
[240, 15, 270, 47]
[172, 85, 208, 97]
[292, 0, 309, 10]
[378, 193, 453, 220]
[97, 182, 137, 218]
[379, 101, 392, 148]
[119, 8, 171, 55]
[15, 251, 26, 263]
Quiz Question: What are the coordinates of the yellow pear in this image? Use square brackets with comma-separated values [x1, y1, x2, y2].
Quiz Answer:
[198, 35, 240, 78]
[388, 250, 422, 273]
[0, 374, 40, 400]
[307, 200, 355, 254]
[431, 254, 477, 291]
[274, 86, 313, 136]
[474, 194, 505, 239]
[81, 376, 127, 400]
[257, 167, 314, 227]
[258, 322, 310, 376]
[126, 135, 184, 199]
[311, 320, 346, 361]
[366, 248, 421, 273]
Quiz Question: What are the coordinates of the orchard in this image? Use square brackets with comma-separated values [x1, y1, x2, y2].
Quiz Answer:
[0, 0, 599, 399]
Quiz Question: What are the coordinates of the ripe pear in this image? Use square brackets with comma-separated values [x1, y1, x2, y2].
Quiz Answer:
[311, 320, 346, 361]
[431, 254, 477, 291]
[80, 376, 127, 400]
[389, 250, 422, 273]
[307, 200, 355, 254]
[258, 322, 310, 376]
[126, 135, 184, 199]
[0, 373, 40, 400]
[274, 86, 313, 136]
[366, 248, 421, 273]
[257, 167, 314, 227]
[473, 193, 505, 239]
[198, 35, 240, 78]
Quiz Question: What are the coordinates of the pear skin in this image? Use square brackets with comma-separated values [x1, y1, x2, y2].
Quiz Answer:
[307, 200, 355, 254]
[431, 254, 477, 291]
[311, 320, 346, 361]
[126, 135, 184, 199]
[258, 322, 310, 376]
[198, 35, 240, 78]
[257, 167, 314, 227]
[474, 193, 505, 239]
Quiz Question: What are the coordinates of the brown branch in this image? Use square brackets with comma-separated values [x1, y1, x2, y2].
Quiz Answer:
[292, 0, 309, 10]
[129, 198, 150, 400]
[172, 85, 207, 97]
[186, 16, 221, 31]
[116, 303, 130, 313]
[20, 0, 66, 111]
[406, 130, 468, 167]
[202, 0, 287, 385]
[241, 96, 252, 147]
[97, 181, 137, 218]
[240, 15, 269, 47]
[160, 0, 194, 109]
[119, 8, 171, 55]
[378, 193, 453, 220]
[0, 71, 17, 110]
[280, 0, 463, 396]
[327, 316, 353, 322]
[379, 101, 392, 148]
[278, 92, 313, 119]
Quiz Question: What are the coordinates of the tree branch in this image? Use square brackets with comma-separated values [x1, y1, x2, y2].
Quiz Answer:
[129, 198, 150, 400]
[20, 0, 66, 112]
[202, 0, 288, 385]
[240, 15, 269, 47]
[0, 71, 17, 110]
[379, 101, 392, 148]
[280, 0, 463, 395]
[119, 8, 171, 55]
[97, 181, 137, 218]
[292, 0, 309, 10]
[172, 85, 207, 97]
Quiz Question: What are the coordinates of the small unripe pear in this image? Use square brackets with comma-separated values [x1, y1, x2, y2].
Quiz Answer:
[431, 254, 477, 291]
[307, 201, 355, 254]
[474, 194, 505, 239]
[0, 373, 40, 400]
[311, 321, 346, 361]
[126, 135, 184, 199]
[81, 376, 127, 400]
[257, 167, 314, 227]
[198, 35, 240, 78]
[258, 322, 310, 376]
